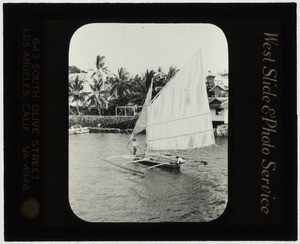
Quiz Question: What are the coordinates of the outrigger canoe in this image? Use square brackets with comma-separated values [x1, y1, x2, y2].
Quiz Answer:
[133, 154, 181, 171]
[104, 50, 214, 174]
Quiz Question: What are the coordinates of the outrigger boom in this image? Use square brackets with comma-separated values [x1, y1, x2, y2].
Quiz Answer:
[98, 156, 145, 175]
[101, 152, 208, 175]
[101, 154, 182, 173]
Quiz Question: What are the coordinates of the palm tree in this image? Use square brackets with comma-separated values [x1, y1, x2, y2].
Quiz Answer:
[130, 74, 148, 105]
[69, 76, 90, 115]
[144, 69, 156, 90]
[166, 65, 179, 82]
[68, 83, 75, 115]
[86, 78, 108, 115]
[155, 66, 166, 81]
[110, 67, 131, 105]
[91, 55, 109, 82]
[149, 66, 179, 97]
[86, 54, 110, 115]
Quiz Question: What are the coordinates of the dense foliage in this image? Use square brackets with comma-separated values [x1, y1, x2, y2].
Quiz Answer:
[69, 115, 138, 129]
[69, 54, 179, 116]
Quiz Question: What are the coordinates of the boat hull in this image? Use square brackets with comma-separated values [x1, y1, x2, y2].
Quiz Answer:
[69, 127, 89, 135]
[135, 159, 180, 171]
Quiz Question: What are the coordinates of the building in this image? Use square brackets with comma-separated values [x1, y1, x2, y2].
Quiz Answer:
[208, 84, 228, 97]
[115, 105, 143, 116]
[209, 97, 228, 127]
[220, 100, 228, 124]
[206, 70, 229, 127]
[206, 72, 216, 89]
[214, 70, 229, 87]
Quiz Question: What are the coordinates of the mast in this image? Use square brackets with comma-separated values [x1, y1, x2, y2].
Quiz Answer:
[129, 78, 153, 141]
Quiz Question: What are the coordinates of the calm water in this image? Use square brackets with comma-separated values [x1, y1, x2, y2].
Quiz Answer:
[69, 133, 228, 222]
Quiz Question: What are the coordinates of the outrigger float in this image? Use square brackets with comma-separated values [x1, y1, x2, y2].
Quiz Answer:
[102, 50, 215, 173]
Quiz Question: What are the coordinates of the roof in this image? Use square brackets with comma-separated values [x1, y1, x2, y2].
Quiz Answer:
[208, 84, 228, 92]
[69, 73, 87, 81]
[217, 72, 229, 76]
[209, 97, 228, 104]
[206, 70, 217, 77]
[220, 101, 229, 109]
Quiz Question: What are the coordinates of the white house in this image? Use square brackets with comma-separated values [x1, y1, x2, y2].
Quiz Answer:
[220, 100, 228, 124]
[208, 97, 228, 126]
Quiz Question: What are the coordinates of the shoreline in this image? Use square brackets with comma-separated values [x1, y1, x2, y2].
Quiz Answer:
[88, 127, 134, 134]
[69, 116, 228, 136]
[86, 126, 228, 137]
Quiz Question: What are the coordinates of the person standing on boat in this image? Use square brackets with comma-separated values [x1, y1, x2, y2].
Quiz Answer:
[132, 138, 138, 156]
[176, 156, 185, 165]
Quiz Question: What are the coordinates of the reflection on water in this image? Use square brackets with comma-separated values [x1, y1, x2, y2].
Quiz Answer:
[69, 133, 227, 222]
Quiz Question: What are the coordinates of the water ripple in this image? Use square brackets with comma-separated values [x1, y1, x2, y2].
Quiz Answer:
[69, 133, 228, 222]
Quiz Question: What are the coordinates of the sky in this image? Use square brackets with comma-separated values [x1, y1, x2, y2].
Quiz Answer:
[69, 23, 228, 77]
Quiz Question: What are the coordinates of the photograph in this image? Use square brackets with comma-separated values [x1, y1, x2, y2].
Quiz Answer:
[68, 23, 229, 222]
[3, 2, 297, 241]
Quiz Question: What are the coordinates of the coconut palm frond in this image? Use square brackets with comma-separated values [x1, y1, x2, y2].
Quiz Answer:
[166, 65, 179, 81]
[96, 55, 106, 70]
[157, 66, 163, 73]
[68, 75, 89, 115]
[144, 69, 156, 90]
[108, 67, 132, 106]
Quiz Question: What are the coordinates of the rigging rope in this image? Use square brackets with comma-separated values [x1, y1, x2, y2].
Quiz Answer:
[149, 49, 202, 106]
[146, 112, 211, 127]
[146, 128, 214, 142]
[98, 156, 145, 175]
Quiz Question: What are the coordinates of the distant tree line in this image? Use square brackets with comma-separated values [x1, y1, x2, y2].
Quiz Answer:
[69, 54, 179, 116]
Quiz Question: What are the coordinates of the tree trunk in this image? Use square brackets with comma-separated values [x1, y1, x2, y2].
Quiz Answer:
[97, 105, 102, 116]
[76, 100, 80, 115]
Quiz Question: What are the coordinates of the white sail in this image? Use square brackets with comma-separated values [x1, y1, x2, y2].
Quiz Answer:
[146, 50, 215, 150]
[129, 79, 153, 141]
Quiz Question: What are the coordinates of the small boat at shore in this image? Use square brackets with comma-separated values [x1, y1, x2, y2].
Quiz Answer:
[69, 125, 89, 135]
